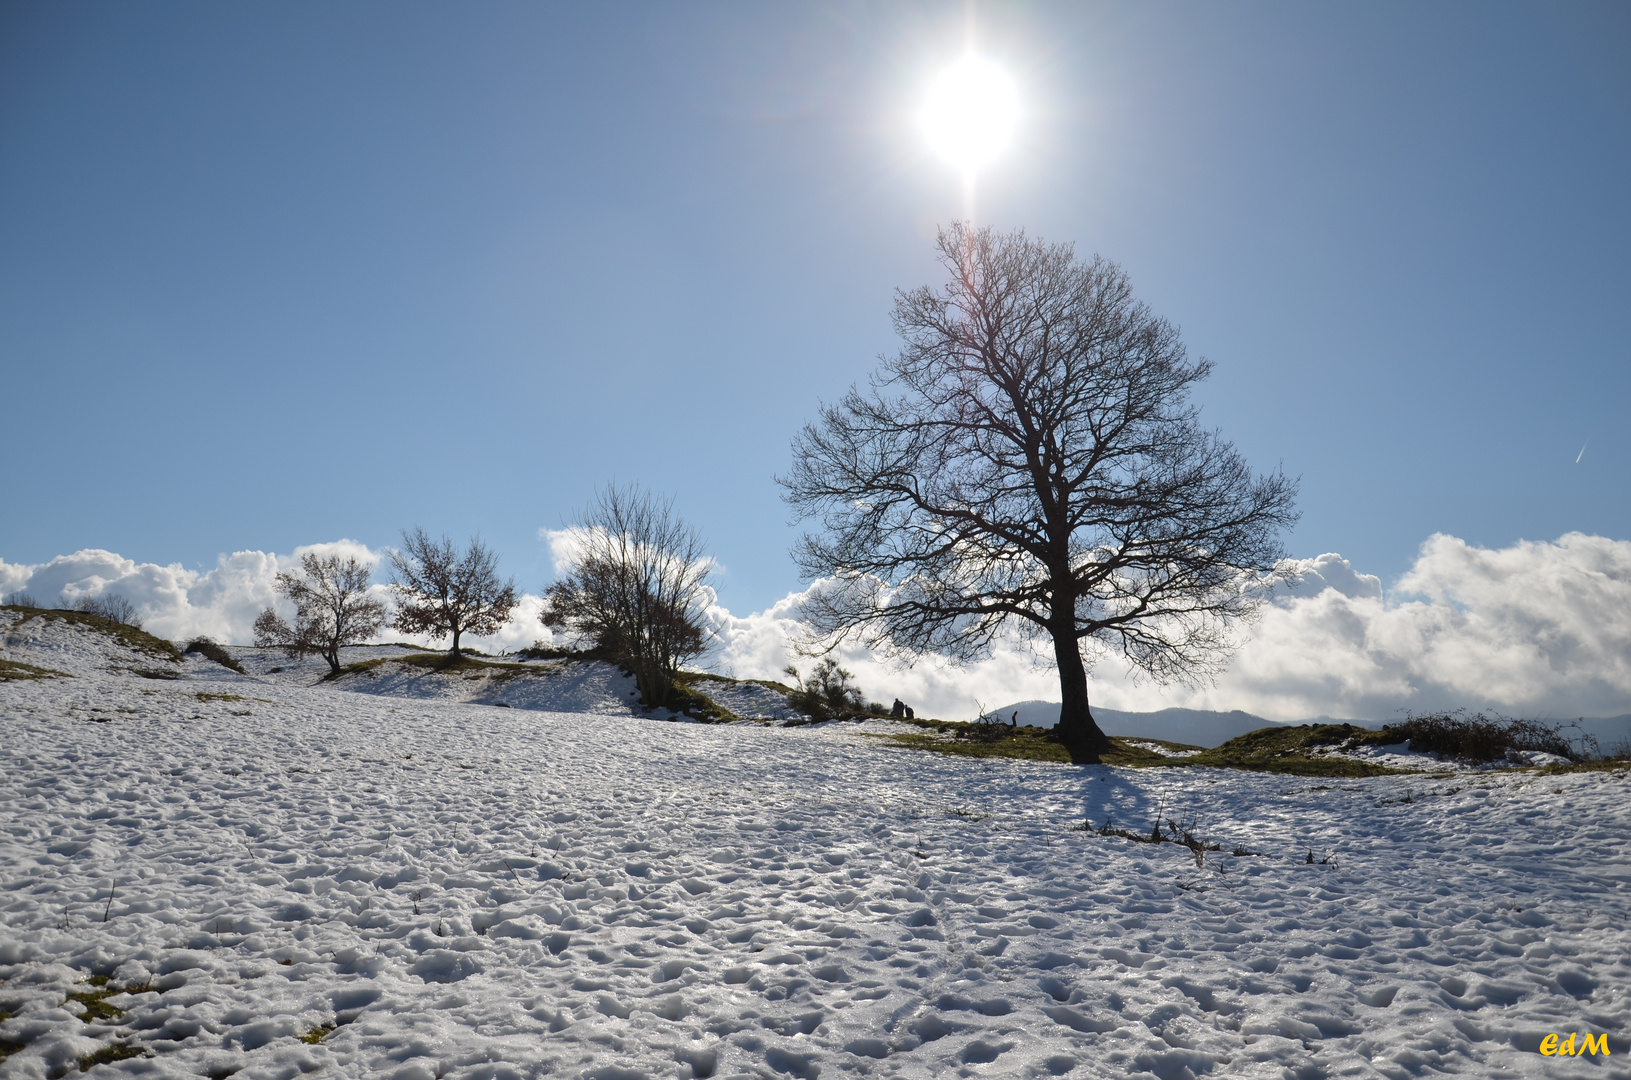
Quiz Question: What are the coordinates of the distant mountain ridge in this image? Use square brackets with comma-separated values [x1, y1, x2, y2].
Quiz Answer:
[989, 699, 1631, 751]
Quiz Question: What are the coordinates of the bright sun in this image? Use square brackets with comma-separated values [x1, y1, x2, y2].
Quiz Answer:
[921, 55, 1019, 176]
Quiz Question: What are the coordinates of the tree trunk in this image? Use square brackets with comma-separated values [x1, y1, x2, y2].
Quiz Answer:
[325, 647, 341, 675]
[1052, 627, 1111, 762]
[450, 624, 462, 659]
[634, 658, 671, 711]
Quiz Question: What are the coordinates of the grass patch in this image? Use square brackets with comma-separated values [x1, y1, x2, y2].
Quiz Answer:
[195, 691, 246, 703]
[515, 642, 604, 662]
[6, 606, 182, 663]
[1182, 724, 1407, 776]
[77, 1043, 149, 1070]
[866, 718, 1411, 776]
[1533, 758, 1631, 776]
[670, 674, 749, 724]
[184, 637, 246, 673]
[324, 656, 394, 680]
[328, 652, 544, 681]
[0, 658, 71, 682]
[863, 724, 1077, 763]
[300, 1023, 335, 1045]
[64, 981, 124, 1023]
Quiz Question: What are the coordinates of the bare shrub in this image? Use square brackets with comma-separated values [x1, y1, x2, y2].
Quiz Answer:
[543, 485, 713, 710]
[4, 590, 41, 608]
[962, 703, 1019, 744]
[68, 593, 142, 628]
[1385, 711, 1587, 763]
[783, 658, 867, 721]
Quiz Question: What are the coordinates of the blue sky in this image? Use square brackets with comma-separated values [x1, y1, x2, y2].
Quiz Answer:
[2, 2, 1627, 617]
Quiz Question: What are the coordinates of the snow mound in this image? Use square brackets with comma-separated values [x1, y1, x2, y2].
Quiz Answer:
[330, 655, 646, 715]
[1, 608, 182, 679]
[685, 675, 800, 721]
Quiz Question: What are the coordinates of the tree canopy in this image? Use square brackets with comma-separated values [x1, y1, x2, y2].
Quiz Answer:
[254, 552, 386, 674]
[389, 530, 518, 658]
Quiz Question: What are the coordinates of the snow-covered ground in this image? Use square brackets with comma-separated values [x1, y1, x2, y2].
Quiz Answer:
[2, 612, 1628, 1079]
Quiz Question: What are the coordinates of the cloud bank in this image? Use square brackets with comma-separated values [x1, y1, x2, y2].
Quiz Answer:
[4, 532, 1627, 723]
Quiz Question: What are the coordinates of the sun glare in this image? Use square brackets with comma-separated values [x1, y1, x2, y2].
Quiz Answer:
[921, 55, 1019, 176]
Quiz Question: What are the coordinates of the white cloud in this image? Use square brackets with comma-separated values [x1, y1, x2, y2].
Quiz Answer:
[4, 532, 1628, 723]
[1099, 532, 1631, 722]
[0, 541, 561, 657]
[539, 527, 587, 576]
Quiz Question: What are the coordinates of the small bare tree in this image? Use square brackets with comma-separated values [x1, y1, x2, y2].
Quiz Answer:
[782, 224, 1299, 762]
[542, 485, 714, 709]
[389, 530, 518, 658]
[253, 553, 386, 674]
[69, 593, 143, 628]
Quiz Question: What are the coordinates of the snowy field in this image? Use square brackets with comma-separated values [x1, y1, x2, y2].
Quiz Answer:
[2, 613, 1629, 1079]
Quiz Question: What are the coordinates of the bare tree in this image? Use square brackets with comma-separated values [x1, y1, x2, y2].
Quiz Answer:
[542, 485, 714, 710]
[389, 530, 518, 658]
[254, 553, 386, 674]
[68, 593, 143, 628]
[781, 224, 1299, 761]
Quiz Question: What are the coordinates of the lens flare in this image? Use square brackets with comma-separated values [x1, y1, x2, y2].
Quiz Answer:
[921, 55, 1019, 175]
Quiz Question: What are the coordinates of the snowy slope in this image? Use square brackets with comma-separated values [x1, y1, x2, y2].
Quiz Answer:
[2, 613, 1628, 1079]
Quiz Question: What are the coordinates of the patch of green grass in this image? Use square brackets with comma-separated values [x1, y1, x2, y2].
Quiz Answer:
[77, 1042, 149, 1070]
[196, 691, 246, 702]
[515, 642, 602, 661]
[324, 656, 394, 680]
[866, 718, 1410, 776]
[862, 725, 1077, 763]
[8, 607, 182, 663]
[395, 653, 487, 672]
[0, 658, 71, 682]
[1185, 724, 1408, 776]
[65, 983, 124, 1023]
[1533, 758, 1631, 776]
[330, 652, 545, 681]
[667, 677, 748, 724]
[300, 1023, 335, 1045]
